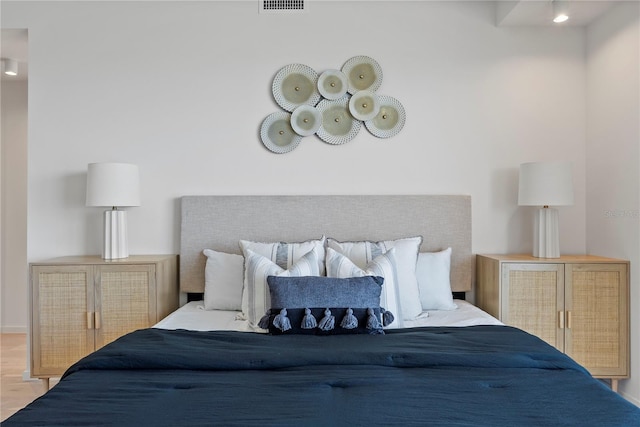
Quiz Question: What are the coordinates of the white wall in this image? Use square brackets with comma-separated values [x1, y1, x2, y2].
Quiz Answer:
[586, 1, 640, 405]
[2, 0, 588, 346]
[1, 79, 28, 333]
[2, 0, 587, 263]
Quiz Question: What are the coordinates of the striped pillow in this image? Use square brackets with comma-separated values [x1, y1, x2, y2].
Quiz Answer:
[240, 236, 325, 275]
[327, 236, 423, 320]
[325, 247, 402, 328]
[243, 248, 320, 330]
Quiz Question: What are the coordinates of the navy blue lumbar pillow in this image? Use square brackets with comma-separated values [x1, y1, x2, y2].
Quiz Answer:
[262, 275, 394, 335]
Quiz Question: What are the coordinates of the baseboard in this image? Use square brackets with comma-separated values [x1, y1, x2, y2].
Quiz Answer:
[619, 390, 640, 408]
[1, 326, 27, 334]
[22, 370, 39, 382]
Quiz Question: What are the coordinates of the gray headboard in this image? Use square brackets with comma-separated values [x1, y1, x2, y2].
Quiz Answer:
[180, 195, 472, 294]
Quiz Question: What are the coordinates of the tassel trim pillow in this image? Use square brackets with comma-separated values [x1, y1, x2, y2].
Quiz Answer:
[262, 275, 394, 335]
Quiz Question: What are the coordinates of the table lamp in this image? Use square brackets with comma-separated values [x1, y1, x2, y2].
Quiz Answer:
[518, 161, 574, 258]
[86, 162, 140, 259]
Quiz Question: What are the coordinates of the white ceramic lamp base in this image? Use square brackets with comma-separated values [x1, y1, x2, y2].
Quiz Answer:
[103, 210, 129, 259]
[533, 207, 560, 258]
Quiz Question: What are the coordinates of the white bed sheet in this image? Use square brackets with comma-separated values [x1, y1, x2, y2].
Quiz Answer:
[154, 301, 251, 332]
[404, 300, 504, 327]
[154, 300, 503, 332]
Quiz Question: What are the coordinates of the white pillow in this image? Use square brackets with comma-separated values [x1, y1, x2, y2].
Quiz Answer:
[325, 247, 402, 328]
[327, 236, 422, 320]
[242, 248, 320, 330]
[416, 248, 457, 311]
[240, 236, 325, 275]
[203, 249, 244, 311]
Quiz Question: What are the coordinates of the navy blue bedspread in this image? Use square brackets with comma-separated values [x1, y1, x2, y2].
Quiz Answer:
[6, 325, 640, 426]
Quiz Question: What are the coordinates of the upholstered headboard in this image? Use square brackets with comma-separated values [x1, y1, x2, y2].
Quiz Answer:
[180, 195, 472, 294]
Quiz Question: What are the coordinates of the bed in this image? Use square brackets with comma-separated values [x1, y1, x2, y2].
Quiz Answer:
[6, 195, 640, 426]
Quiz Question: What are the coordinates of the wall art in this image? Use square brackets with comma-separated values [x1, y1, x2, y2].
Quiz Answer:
[261, 55, 405, 153]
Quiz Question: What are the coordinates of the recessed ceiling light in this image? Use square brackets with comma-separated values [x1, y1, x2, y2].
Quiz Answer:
[554, 13, 569, 23]
[553, 0, 570, 24]
[2, 58, 18, 76]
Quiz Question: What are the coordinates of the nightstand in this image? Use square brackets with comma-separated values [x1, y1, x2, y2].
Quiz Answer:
[476, 254, 629, 391]
[30, 255, 179, 389]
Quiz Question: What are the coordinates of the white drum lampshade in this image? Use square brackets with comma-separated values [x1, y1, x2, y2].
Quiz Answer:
[86, 163, 141, 259]
[518, 162, 574, 258]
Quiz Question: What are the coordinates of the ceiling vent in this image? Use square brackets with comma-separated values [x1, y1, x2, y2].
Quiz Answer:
[260, 0, 306, 14]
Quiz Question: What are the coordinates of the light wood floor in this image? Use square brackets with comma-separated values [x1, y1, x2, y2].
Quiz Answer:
[1, 334, 58, 422]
